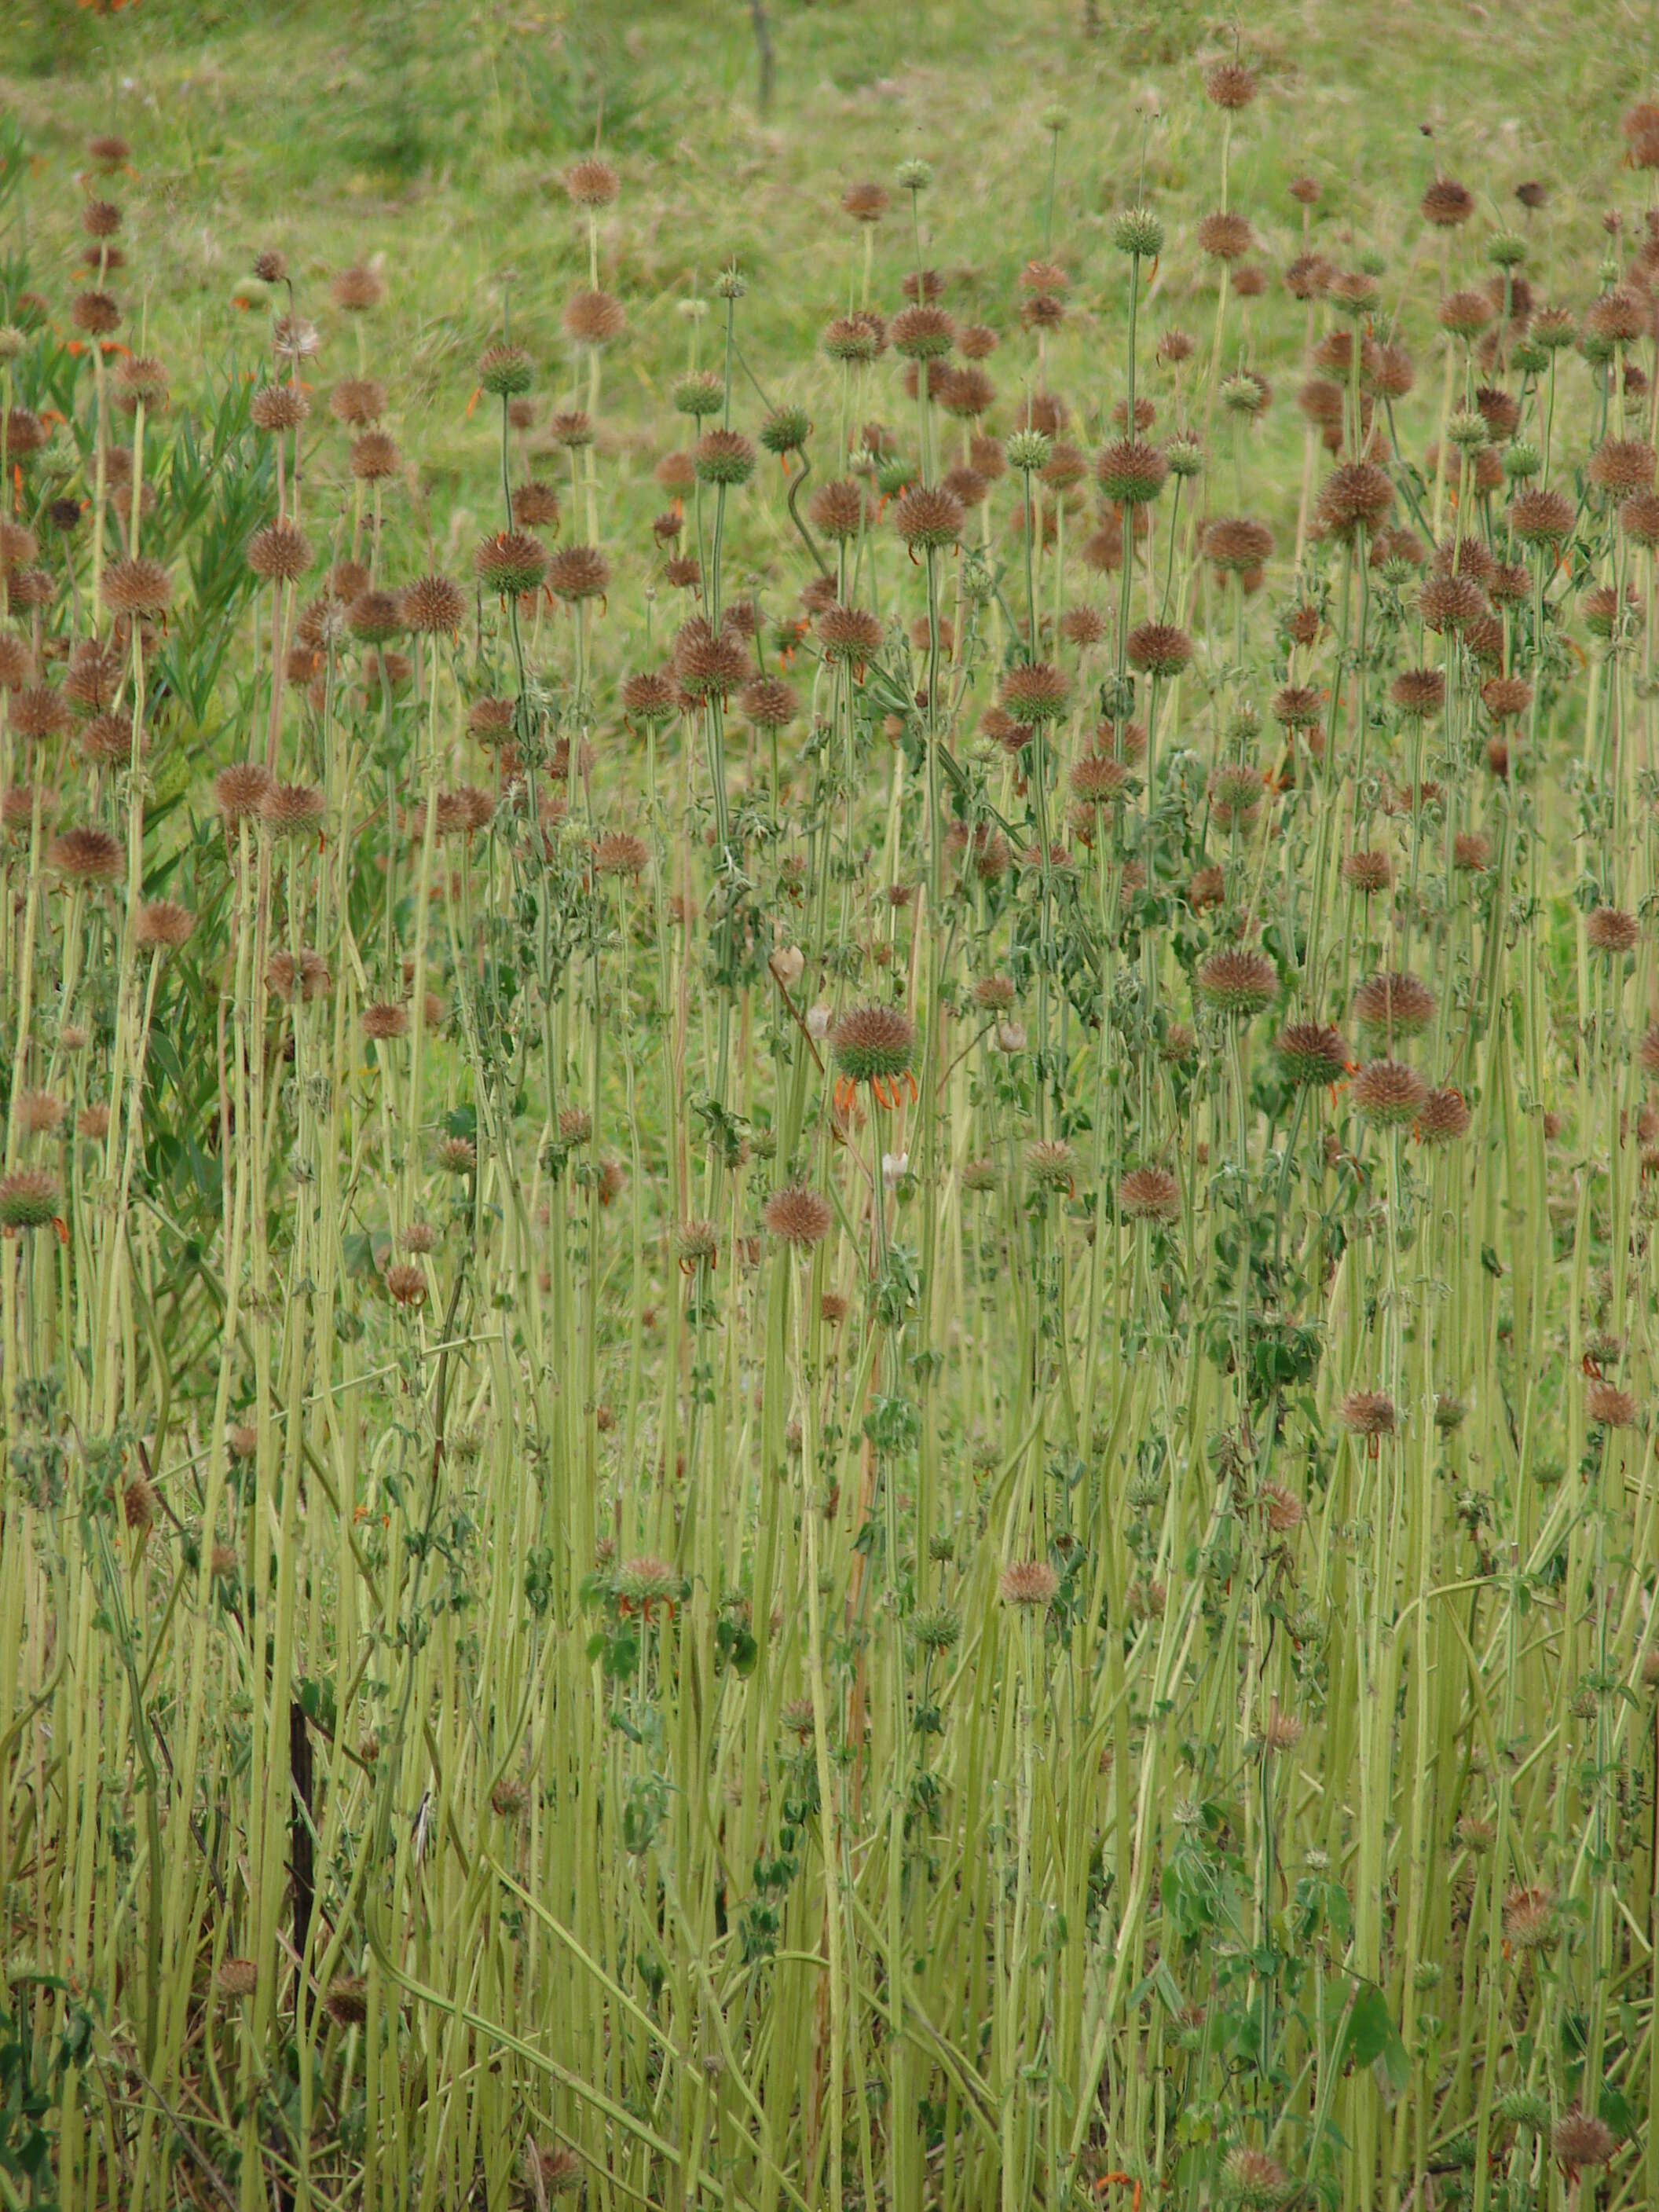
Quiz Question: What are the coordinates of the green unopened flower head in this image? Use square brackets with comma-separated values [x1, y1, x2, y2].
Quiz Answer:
[895, 157, 934, 194]
[1487, 229, 1527, 269]
[1495, 2090, 1550, 2133]
[1113, 207, 1166, 258]
[1220, 372, 1267, 417]
[910, 1604, 961, 1654]
[478, 342, 533, 398]
[1446, 407, 1489, 451]
[759, 403, 811, 455]
[1005, 428, 1052, 474]
[1503, 438, 1541, 481]
[673, 370, 725, 419]
[1166, 432, 1204, 478]
[715, 267, 747, 300]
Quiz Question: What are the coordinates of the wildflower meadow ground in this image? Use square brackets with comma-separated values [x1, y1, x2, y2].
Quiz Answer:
[1, 2, 1658, 2207]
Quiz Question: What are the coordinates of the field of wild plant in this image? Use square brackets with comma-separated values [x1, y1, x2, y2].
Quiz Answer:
[4, 3, 1659, 2207]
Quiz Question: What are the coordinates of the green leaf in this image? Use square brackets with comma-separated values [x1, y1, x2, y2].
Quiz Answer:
[1338, 1982, 1408, 2093]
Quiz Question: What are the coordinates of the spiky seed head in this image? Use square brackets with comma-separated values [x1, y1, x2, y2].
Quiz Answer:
[1353, 970, 1435, 1037]
[1421, 177, 1474, 227]
[72, 290, 121, 338]
[1096, 438, 1169, 505]
[49, 826, 124, 883]
[135, 900, 196, 951]
[1352, 1057, 1426, 1126]
[1197, 211, 1254, 262]
[1341, 1389, 1396, 1438]
[1196, 948, 1278, 1017]
[1069, 752, 1131, 805]
[821, 315, 881, 366]
[399, 573, 466, 634]
[214, 763, 273, 821]
[739, 677, 797, 730]
[266, 949, 332, 1001]
[1316, 463, 1393, 539]
[1586, 905, 1639, 954]
[562, 290, 625, 347]
[1259, 1481, 1303, 1531]
[620, 671, 677, 726]
[1273, 1022, 1347, 1086]
[1507, 486, 1573, 547]
[1126, 621, 1192, 677]
[1218, 2147, 1291, 2207]
[1551, 2109, 1617, 2173]
[324, 1976, 368, 2029]
[998, 661, 1069, 722]
[1204, 515, 1273, 572]
[1220, 369, 1270, 417]
[247, 521, 313, 583]
[672, 617, 749, 699]
[384, 1262, 426, 1307]
[998, 1559, 1059, 1608]
[762, 1186, 833, 1247]
[474, 530, 548, 597]
[1204, 59, 1258, 108]
[1437, 288, 1493, 339]
[840, 179, 889, 223]
[672, 370, 724, 420]
[0, 1170, 59, 1232]
[831, 1005, 914, 1085]
[1342, 849, 1392, 893]
[260, 782, 326, 837]
[614, 1555, 687, 1608]
[1118, 1166, 1180, 1222]
[1166, 433, 1204, 478]
[592, 832, 649, 879]
[547, 546, 610, 602]
[1418, 1087, 1470, 1143]
[1261, 1702, 1303, 1752]
[330, 375, 386, 427]
[331, 262, 385, 312]
[890, 304, 955, 361]
[892, 485, 964, 549]
[816, 605, 884, 662]
[3, 407, 48, 457]
[11, 685, 68, 743]
[350, 430, 399, 482]
[692, 429, 756, 486]
[217, 1957, 258, 1998]
[101, 555, 170, 617]
[1586, 1379, 1637, 1429]
[564, 156, 621, 208]
[1392, 667, 1445, 716]
[349, 588, 405, 644]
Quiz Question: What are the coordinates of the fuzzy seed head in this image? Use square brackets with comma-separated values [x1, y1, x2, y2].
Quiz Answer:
[998, 1559, 1059, 1609]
